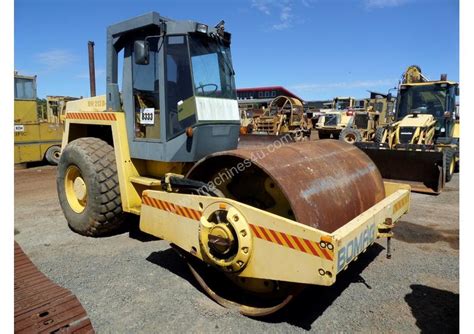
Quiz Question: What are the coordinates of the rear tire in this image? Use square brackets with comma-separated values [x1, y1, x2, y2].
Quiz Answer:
[339, 128, 362, 144]
[444, 148, 455, 182]
[45, 145, 61, 165]
[374, 127, 385, 144]
[57, 137, 125, 237]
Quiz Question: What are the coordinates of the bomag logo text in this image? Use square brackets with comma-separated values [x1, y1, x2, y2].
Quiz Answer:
[337, 223, 376, 273]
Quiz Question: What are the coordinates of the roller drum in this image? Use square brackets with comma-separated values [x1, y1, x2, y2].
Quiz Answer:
[188, 140, 385, 233]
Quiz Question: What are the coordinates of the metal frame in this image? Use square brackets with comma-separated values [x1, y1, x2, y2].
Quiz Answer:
[139, 181, 410, 285]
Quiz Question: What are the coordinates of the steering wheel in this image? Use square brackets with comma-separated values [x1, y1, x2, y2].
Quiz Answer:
[195, 83, 218, 94]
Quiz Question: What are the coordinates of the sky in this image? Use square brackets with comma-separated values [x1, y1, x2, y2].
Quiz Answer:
[14, 0, 459, 101]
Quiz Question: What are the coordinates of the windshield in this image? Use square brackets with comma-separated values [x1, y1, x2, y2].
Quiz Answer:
[334, 99, 350, 110]
[354, 100, 366, 109]
[369, 100, 385, 113]
[398, 85, 448, 119]
[15, 77, 36, 100]
[189, 34, 236, 99]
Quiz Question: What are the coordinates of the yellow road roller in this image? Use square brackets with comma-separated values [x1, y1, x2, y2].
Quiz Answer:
[57, 12, 410, 316]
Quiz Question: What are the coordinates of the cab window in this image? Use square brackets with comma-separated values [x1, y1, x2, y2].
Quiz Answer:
[15, 77, 36, 100]
[132, 37, 161, 140]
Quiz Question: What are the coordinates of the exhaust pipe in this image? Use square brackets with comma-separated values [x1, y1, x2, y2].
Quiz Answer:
[88, 41, 96, 97]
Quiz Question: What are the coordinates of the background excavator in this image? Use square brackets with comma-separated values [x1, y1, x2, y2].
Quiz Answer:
[356, 65, 459, 194]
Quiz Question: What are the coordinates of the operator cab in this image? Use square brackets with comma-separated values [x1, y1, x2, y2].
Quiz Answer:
[107, 12, 240, 162]
[397, 81, 458, 138]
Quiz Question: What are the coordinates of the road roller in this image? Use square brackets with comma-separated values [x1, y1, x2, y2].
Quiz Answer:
[56, 12, 411, 317]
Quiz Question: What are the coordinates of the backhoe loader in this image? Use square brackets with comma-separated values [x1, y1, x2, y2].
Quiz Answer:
[356, 65, 459, 194]
[56, 12, 410, 316]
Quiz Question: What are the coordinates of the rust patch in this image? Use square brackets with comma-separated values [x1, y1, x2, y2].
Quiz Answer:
[188, 140, 385, 233]
[14, 242, 95, 333]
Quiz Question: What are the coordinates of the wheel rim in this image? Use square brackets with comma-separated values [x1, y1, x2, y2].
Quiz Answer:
[65, 165, 87, 213]
[345, 133, 356, 143]
[449, 158, 455, 175]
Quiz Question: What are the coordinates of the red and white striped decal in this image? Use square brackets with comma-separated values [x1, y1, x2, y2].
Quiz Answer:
[249, 223, 333, 261]
[141, 195, 332, 260]
[142, 195, 202, 221]
[66, 112, 116, 121]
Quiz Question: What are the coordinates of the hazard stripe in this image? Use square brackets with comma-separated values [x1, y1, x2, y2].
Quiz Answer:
[393, 195, 409, 214]
[280, 232, 295, 249]
[174, 205, 185, 217]
[155, 198, 166, 211]
[142, 195, 202, 221]
[291, 235, 306, 253]
[269, 229, 283, 246]
[259, 226, 272, 242]
[303, 239, 319, 256]
[66, 112, 117, 121]
[162, 200, 172, 212]
[249, 224, 262, 239]
[248, 223, 333, 261]
[318, 245, 332, 259]
[190, 208, 200, 221]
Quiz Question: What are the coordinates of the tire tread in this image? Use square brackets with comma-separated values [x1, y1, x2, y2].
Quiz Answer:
[57, 137, 124, 236]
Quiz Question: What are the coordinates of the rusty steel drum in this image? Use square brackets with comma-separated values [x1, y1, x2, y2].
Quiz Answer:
[188, 139, 385, 233]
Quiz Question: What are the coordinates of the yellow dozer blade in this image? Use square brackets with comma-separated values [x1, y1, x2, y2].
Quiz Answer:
[357, 145, 445, 194]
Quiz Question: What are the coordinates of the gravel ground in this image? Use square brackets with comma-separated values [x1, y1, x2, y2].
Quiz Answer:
[14, 165, 459, 333]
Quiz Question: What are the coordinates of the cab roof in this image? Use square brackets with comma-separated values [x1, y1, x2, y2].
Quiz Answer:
[401, 80, 458, 87]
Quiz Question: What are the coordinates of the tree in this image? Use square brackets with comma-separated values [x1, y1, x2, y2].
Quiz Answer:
[37, 98, 47, 120]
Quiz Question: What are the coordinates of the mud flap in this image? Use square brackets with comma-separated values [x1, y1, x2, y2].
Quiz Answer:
[356, 145, 445, 194]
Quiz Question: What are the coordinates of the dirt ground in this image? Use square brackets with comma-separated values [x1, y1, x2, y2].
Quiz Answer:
[14, 165, 459, 333]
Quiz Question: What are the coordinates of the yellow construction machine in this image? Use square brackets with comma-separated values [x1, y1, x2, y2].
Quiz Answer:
[46, 95, 79, 124]
[315, 97, 356, 139]
[241, 95, 310, 143]
[239, 109, 254, 134]
[356, 65, 459, 194]
[56, 13, 410, 316]
[14, 72, 79, 165]
[339, 92, 396, 144]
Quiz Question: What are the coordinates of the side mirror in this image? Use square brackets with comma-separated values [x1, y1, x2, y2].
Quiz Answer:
[386, 93, 392, 101]
[134, 40, 149, 65]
